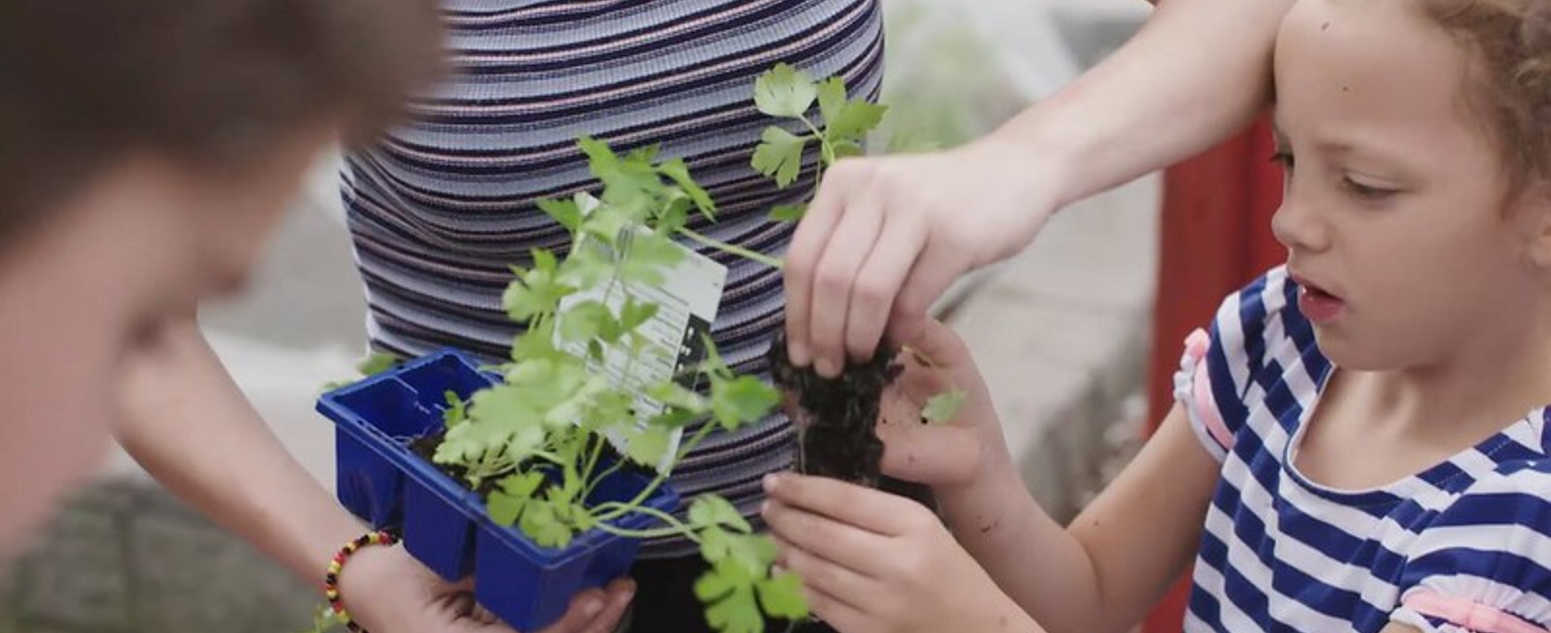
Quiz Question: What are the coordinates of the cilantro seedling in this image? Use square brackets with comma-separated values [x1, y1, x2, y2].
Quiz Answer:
[750, 64, 889, 222]
[331, 64, 955, 633]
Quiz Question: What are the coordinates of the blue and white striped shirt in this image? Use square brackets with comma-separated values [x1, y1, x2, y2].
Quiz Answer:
[1174, 266, 1551, 633]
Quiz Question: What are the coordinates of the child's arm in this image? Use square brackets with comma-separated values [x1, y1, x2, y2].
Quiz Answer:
[783, 0, 1295, 376]
[934, 404, 1217, 633]
[113, 318, 633, 633]
[765, 321, 1221, 633]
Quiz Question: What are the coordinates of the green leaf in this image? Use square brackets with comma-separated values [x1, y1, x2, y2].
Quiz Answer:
[753, 63, 818, 118]
[442, 391, 468, 428]
[356, 352, 399, 377]
[700, 525, 735, 563]
[648, 407, 701, 429]
[620, 232, 686, 286]
[756, 572, 809, 620]
[696, 559, 763, 633]
[728, 534, 778, 574]
[690, 496, 752, 533]
[488, 490, 526, 526]
[626, 143, 661, 164]
[532, 248, 559, 275]
[579, 135, 620, 172]
[922, 390, 967, 423]
[518, 497, 575, 548]
[511, 319, 559, 362]
[767, 204, 807, 223]
[658, 158, 716, 221]
[618, 296, 660, 333]
[699, 334, 730, 378]
[580, 137, 666, 207]
[580, 205, 632, 249]
[831, 139, 864, 161]
[503, 254, 574, 322]
[825, 99, 888, 143]
[502, 470, 546, 497]
[657, 196, 691, 235]
[816, 77, 847, 131]
[433, 406, 516, 464]
[625, 426, 671, 466]
[542, 374, 611, 430]
[559, 300, 618, 343]
[647, 381, 710, 414]
[556, 244, 613, 289]
[469, 383, 540, 429]
[580, 387, 635, 431]
[711, 376, 780, 431]
[536, 198, 581, 234]
[751, 126, 808, 189]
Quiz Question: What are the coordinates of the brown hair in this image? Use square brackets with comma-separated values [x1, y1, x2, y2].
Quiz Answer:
[0, 0, 445, 241]
[1420, 0, 1551, 190]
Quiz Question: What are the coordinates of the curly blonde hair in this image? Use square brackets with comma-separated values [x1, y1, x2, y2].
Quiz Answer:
[1421, 0, 1551, 190]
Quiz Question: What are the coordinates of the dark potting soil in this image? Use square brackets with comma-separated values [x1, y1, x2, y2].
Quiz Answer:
[407, 428, 503, 498]
[407, 428, 645, 503]
[767, 332, 937, 510]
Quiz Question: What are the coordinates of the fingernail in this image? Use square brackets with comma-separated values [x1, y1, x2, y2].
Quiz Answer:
[583, 600, 603, 617]
[763, 473, 779, 491]
[815, 357, 838, 378]
[760, 500, 771, 515]
[787, 341, 812, 366]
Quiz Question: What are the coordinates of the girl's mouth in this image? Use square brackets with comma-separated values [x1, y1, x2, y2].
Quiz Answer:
[1294, 276, 1346, 324]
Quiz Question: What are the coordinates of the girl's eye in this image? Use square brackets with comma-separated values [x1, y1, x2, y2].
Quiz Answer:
[1342, 176, 1398, 200]
[1269, 151, 1295, 169]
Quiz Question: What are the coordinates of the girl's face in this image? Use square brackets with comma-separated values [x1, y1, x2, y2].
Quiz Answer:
[0, 133, 321, 559]
[1271, 0, 1551, 370]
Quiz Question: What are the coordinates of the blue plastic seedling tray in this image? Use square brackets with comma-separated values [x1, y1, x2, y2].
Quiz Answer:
[316, 349, 680, 631]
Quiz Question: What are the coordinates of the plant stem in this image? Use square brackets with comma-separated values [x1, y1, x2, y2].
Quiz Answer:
[530, 450, 568, 466]
[580, 433, 605, 492]
[798, 116, 833, 167]
[676, 417, 719, 461]
[591, 420, 717, 522]
[591, 523, 700, 542]
[676, 228, 783, 269]
[590, 502, 696, 535]
[582, 457, 626, 499]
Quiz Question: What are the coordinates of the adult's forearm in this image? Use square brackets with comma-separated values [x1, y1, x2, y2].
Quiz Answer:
[992, 0, 1293, 209]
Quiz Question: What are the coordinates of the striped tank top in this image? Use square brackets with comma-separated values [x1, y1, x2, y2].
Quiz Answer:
[1174, 267, 1551, 633]
[340, 0, 884, 556]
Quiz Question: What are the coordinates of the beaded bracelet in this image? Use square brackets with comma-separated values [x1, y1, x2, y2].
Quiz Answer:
[323, 529, 401, 633]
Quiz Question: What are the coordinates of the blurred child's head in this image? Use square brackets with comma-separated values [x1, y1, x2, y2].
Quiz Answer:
[1271, 0, 1551, 370]
[0, 0, 443, 558]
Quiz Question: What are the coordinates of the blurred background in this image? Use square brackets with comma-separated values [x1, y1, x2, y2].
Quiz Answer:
[0, 2, 1165, 633]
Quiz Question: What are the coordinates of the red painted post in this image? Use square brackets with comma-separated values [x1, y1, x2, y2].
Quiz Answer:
[1140, 114, 1283, 633]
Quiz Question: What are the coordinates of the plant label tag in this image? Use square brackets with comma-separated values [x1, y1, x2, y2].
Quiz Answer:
[557, 231, 727, 473]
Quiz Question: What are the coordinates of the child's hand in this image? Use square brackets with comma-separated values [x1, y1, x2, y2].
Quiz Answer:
[876, 319, 1012, 490]
[343, 545, 632, 633]
[761, 473, 1039, 633]
[782, 137, 1063, 377]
